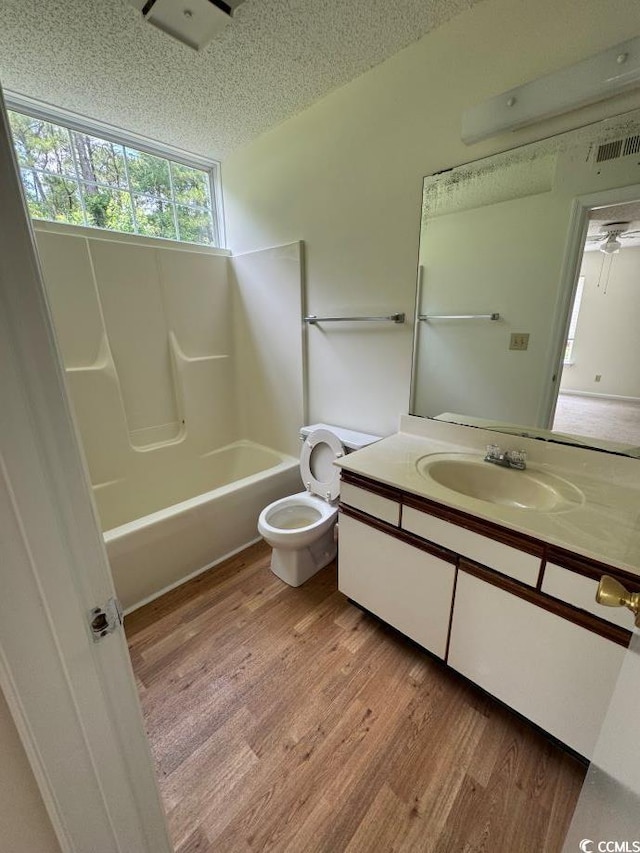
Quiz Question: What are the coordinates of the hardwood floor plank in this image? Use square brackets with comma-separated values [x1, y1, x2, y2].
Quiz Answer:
[512, 726, 566, 813]
[467, 703, 514, 788]
[161, 706, 257, 809]
[141, 584, 339, 765]
[544, 752, 587, 852]
[434, 721, 568, 853]
[167, 737, 259, 849]
[174, 827, 212, 853]
[210, 637, 422, 848]
[126, 541, 269, 638]
[333, 603, 368, 632]
[341, 784, 412, 853]
[338, 613, 380, 654]
[126, 542, 586, 853]
[209, 696, 375, 850]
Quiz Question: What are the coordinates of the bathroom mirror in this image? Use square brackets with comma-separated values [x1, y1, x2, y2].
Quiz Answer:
[410, 109, 640, 456]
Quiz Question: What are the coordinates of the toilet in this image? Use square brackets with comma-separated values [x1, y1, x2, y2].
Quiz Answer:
[258, 424, 381, 587]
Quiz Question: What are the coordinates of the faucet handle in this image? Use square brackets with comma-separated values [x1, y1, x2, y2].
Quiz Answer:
[506, 449, 527, 469]
[485, 443, 501, 460]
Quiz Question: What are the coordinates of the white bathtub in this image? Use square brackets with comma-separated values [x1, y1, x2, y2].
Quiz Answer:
[100, 441, 300, 611]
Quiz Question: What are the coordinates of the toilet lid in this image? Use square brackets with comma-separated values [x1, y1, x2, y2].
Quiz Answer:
[300, 428, 344, 501]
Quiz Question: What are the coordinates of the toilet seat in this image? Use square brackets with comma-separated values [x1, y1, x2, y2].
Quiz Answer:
[258, 491, 338, 549]
[299, 427, 344, 502]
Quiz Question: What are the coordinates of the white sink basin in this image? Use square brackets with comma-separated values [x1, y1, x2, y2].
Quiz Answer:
[415, 453, 584, 512]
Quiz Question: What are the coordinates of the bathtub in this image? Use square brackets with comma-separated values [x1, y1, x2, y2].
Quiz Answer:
[99, 441, 300, 611]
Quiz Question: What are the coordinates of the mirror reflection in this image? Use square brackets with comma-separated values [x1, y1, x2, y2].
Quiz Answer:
[411, 111, 640, 456]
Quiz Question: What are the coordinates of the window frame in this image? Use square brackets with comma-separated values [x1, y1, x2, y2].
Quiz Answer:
[5, 91, 225, 248]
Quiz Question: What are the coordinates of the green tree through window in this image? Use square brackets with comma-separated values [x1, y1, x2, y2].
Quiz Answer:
[8, 110, 218, 246]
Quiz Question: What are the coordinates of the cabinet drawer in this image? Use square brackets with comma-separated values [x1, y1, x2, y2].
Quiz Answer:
[340, 482, 400, 526]
[448, 570, 625, 758]
[338, 514, 455, 659]
[402, 506, 540, 587]
[542, 563, 635, 630]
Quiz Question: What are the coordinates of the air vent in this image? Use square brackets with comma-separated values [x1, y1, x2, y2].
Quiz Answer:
[596, 134, 640, 163]
[130, 0, 237, 50]
[623, 134, 640, 156]
[596, 139, 623, 162]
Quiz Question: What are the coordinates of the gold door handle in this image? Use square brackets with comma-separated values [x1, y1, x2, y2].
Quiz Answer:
[596, 575, 640, 627]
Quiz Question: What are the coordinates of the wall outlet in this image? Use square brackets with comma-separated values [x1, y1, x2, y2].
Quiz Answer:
[509, 333, 530, 351]
[595, 374, 602, 382]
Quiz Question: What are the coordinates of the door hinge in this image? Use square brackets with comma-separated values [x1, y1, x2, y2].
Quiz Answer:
[89, 597, 123, 642]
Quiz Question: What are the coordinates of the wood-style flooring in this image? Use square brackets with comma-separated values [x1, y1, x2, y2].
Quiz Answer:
[126, 540, 586, 853]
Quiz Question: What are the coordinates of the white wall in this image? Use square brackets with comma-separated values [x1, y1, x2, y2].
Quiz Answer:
[415, 187, 567, 424]
[223, 0, 640, 437]
[561, 247, 640, 399]
[0, 690, 61, 853]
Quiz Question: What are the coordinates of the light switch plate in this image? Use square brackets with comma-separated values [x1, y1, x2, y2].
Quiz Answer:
[509, 333, 530, 351]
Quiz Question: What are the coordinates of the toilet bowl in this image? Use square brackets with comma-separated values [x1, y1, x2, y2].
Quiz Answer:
[258, 424, 380, 587]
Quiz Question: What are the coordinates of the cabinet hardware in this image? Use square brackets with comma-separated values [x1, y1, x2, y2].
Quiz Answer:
[596, 575, 640, 627]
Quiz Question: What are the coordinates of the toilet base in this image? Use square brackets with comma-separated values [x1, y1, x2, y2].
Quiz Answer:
[269, 526, 337, 587]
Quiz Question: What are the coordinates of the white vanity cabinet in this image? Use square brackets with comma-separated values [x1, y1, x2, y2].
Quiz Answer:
[338, 470, 635, 759]
[339, 481, 400, 526]
[542, 560, 636, 630]
[339, 513, 455, 659]
[401, 504, 541, 586]
[448, 566, 625, 757]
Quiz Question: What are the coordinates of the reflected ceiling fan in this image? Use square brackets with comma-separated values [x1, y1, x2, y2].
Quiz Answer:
[585, 221, 640, 254]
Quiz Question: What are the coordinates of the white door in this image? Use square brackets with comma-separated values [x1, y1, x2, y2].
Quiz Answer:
[563, 628, 640, 850]
[0, 90, 172, 851]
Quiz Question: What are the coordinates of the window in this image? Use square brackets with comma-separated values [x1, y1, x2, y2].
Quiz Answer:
[564, 275, 585, 364]
[8, 109, 220, 246]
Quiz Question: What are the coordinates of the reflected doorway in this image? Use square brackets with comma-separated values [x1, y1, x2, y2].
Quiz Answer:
[551, 199, 640, 449]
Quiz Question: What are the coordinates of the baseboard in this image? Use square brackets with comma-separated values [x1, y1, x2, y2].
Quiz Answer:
[123, 535, 264, 615]
[559, 390, 640, 403]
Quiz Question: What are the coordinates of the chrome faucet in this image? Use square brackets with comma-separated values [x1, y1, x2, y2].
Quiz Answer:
[484, 444, 527, 470]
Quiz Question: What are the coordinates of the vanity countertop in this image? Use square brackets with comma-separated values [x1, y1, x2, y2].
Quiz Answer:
[336, 416, 640, 576]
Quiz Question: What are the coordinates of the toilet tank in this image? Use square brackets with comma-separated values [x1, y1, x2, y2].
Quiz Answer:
[299, 423, 381, 453]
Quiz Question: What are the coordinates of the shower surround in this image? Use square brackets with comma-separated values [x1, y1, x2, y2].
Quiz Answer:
[36, 223, 304, 609]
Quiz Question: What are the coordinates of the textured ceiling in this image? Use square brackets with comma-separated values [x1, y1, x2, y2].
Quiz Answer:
[0, 0, 484, 161]
[586, 201, 640, 249]
[589, 202, 640, 227]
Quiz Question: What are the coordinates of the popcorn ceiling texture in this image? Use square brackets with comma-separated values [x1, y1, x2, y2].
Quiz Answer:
[422, 110, 640, 227]
[0, 0, 485, 160]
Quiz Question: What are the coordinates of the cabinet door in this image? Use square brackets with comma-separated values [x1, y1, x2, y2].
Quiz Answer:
[448, 570, 626, 758]
[338, 514, 456, 659]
